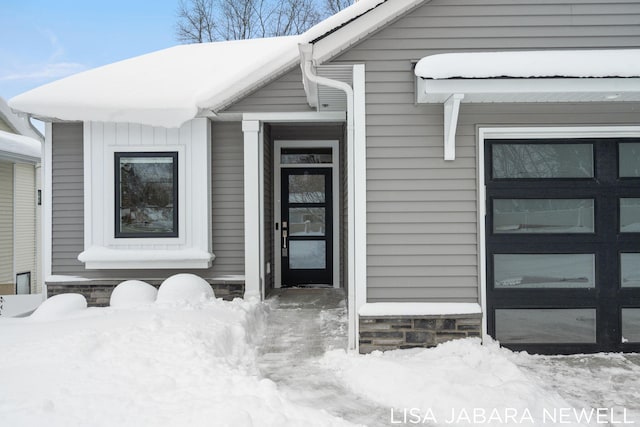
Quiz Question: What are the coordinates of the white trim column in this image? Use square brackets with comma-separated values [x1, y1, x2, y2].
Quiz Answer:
[243, 120, 262, 299]
[352, 64, 367, 351]
[41, 123, 53, 297]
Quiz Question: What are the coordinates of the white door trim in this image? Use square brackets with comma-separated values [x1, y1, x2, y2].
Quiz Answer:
[477, 125, 640, 341]
[274, 140, 340, 289]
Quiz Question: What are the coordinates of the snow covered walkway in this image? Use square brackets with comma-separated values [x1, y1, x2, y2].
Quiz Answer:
[258, 289, 640, 427]
[257, 289, 388, 426]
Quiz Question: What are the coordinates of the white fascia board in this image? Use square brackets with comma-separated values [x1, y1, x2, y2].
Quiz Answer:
[242, 112, 345, 122]
[417, 77, 640, 103]
[0, 151, 39, 164]
[312, 0, 425, 64]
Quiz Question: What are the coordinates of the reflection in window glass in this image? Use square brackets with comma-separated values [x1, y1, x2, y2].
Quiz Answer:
[493, 143, 593, 179]
[116, 152, 178, 237]
[621, 254, 640, 287]
[289, 241, 326, 269]
[495, 309, 596, 343]
[289, 208, 325, 236]
[619, 143, 640, 177]
[494, 254, 595, 288]
[493, 199, 594, 234]
[16, 272, 30, 295]
[620, 198, 640, 233]
[281, 148, 332, 164]
[622, 309, 640, 343]
[288, 174, 325, 203]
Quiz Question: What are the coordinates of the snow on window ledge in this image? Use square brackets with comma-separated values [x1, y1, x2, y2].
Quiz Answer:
[358, 302, 482, 317]
[78, 246, 215, 270]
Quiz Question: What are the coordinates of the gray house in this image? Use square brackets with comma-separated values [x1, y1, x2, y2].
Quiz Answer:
[9, 0, 640, 354]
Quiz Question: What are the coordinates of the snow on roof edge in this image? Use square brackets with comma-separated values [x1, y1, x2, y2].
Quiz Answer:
[8, 0, 404, 128]
[415, 49, 640, 79]
[0, 130, 41, 160]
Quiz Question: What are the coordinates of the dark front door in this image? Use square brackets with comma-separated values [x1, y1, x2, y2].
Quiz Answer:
[281, 168, 333, 287]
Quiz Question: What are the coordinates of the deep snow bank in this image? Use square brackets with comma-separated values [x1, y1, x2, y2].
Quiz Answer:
[0, 297, 355, 427]
[323, 338, 595, 427]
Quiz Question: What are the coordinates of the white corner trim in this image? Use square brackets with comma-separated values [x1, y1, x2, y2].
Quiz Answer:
[242, 119, 261, 300]
[476, 125, 640, 343]
[353, 63, 367, 352]
[43, 123, 52, 286]
[443, 94, 464, 161]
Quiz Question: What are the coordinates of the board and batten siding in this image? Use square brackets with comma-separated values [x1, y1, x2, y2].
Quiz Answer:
[14, 163, 37, 291]
[50, 121, 245, 279]
[328, 0, 640, 302]
[0, 161, 13, 286]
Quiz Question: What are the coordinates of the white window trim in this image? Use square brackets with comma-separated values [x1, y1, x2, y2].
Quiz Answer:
[477, 125, 640, 341]
[80, 119, 213, 270]
[274, 140, 340, 290]
[105, 145, 186, 246]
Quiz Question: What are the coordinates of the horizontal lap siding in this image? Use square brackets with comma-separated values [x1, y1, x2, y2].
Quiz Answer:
[0, 162, 13, 285]
[51, 123, 85, 276]
[331, 0, 640, 302]
[211, 122, 245, 275]
[225, 67, 313, 113]
[14, 164, 37, 291]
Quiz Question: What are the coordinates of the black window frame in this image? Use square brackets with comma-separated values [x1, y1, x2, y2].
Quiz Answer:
[114, 151, 179, 239]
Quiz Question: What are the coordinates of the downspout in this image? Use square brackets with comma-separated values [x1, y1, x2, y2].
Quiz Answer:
[299, 43, 358, 350]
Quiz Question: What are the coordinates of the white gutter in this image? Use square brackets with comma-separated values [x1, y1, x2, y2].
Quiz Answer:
[299, 43, 358, 351]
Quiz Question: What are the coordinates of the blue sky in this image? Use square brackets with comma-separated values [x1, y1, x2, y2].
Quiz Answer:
[0, 0, 180, 100]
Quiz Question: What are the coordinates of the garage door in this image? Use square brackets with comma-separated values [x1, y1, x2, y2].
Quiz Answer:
[486, 138, 640, 354]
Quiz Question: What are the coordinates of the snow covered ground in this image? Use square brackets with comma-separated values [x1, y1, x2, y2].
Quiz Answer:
[1, 283, 639, 427]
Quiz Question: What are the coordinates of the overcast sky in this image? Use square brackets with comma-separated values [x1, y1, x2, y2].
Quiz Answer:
[0, 0, 179, 101]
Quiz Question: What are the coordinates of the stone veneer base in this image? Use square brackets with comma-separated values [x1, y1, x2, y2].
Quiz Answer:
[47, 278, 245, 306]
[359, 313, 482, 354]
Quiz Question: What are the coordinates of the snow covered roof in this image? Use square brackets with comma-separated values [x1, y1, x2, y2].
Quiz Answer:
[0, 97, 42, 141]
[0, 130, 41, 162]
[415, 49, 640, 79]
[9, 0, 424, 128]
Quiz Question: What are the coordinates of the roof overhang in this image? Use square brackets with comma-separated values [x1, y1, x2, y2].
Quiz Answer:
[0, 130, 41, 164]
[416, 76, 640, 161]
[417, 77, 640, 104]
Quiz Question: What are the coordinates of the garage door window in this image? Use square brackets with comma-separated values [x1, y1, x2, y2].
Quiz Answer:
[486, 138, 640, 353]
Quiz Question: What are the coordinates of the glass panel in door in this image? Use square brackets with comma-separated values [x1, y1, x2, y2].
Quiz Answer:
[281, 168, 332, 287]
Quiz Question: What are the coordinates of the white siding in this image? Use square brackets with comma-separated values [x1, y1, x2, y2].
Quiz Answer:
[0, 162, 13, 287]
[14, 163, 36, 292]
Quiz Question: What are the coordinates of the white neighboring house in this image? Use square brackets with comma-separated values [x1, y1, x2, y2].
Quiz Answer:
[0, 97, 42, 297]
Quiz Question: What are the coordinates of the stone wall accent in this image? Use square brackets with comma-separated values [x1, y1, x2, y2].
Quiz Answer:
[359, 313, 482, 354]
[47, 278, 245, 307]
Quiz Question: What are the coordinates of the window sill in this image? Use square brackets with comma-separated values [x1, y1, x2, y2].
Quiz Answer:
[78, 246, 215, 270]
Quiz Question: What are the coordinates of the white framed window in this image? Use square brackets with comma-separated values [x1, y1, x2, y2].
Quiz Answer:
[79, 119, 213, 269]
